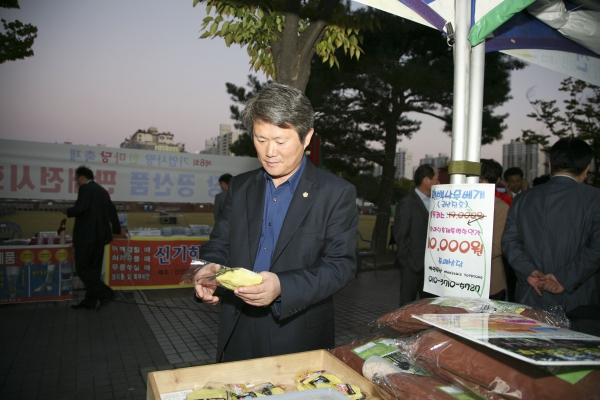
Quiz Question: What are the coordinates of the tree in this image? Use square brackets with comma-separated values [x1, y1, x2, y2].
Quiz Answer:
[306, 9, 525, 253]
[227, 75, 268, 157]
[0, 0, 38, 64]
[193, 0, 374, 92]
[520, 77, 600, 187]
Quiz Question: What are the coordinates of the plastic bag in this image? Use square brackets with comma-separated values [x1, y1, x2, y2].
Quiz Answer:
[378, 297, 570, 335]
[409, 329, 600, 399]
[179, 259, 262, 290]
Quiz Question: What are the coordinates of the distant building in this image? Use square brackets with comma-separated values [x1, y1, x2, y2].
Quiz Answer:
[420, 153, 449, 169]
[394, 148, 413, 179]
[200, 124, 241, 156]
[502, 139, 548, 185]
[120, 127, 185, 152]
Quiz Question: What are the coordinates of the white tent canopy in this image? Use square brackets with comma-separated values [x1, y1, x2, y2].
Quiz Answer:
[352, 0, 600, 182]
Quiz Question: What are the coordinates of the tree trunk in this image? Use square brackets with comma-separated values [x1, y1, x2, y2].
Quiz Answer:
[373, 132, 398, 254]
[272, 0, 339, 93]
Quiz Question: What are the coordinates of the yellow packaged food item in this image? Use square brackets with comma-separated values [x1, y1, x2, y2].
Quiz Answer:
[295, 370, 364, 399]
[226, 382, 285, 398]
[187, 387, 230, 399]
[215, 266, 262, 290]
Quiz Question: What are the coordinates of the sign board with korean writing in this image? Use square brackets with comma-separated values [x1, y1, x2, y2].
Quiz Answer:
[0, 139, 261, 203]
[106, 236, 208, 289]
[0, 245, 74, 303]
[423, 184, 495, 298]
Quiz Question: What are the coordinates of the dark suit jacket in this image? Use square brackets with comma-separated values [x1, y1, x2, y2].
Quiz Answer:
[67, 180, 121, 247]
[213, 190, 226, 222]
[200, 159, 358, 361]
[502, 176, 600, 313]
[395, 189, 429, 274]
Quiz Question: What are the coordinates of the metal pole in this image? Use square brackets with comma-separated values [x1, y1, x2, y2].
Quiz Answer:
[449, 0, 471, 184]
[465, 41, 485, 184]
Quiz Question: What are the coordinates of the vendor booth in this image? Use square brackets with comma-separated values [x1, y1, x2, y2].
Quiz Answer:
[0, 243, 74, 303]
[106, 232, 209, 290]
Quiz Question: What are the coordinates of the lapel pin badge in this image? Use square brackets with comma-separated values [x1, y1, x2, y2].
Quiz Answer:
[303, 192, 308, 198]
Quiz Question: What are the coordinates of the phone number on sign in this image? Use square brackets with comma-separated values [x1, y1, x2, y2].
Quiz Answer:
[428, 276, 481, 292]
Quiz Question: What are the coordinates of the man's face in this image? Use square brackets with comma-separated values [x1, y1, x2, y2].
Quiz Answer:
[253, 121, 313, 186]
[421, 167, 439, 196]
[506, 174, 523, 193]
[74, 175, 86, 187]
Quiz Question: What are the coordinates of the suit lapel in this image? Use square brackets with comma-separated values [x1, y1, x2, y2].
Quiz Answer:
[271, 162, 318, 266]
[413, 189, 429, 219]
[246, 172, 265, 267]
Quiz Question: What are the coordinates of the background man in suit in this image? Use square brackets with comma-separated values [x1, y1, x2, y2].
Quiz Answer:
[213, 173, 232, 222]
[394, 164, 438, 307]
[502, 138, 600, 321]
[503, 166, 527, 199]
[479, 159, 509, 301]
[64, 166, 121, 310]
[195, 83, 358, 362]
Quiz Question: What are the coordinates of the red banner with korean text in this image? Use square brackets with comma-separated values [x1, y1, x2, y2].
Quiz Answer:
[0, 245, 74, 304]
[105, 236, 209, 289]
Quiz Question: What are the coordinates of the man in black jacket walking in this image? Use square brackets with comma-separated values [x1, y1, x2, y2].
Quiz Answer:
[64, 166, 121, 310]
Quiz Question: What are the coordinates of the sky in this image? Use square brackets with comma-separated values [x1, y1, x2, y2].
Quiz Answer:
[0, 0, 570, 167]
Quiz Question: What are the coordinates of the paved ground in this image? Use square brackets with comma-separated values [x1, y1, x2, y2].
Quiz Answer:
[0, 260, 399, 399]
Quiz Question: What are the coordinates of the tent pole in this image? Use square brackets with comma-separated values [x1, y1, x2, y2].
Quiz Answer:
[449, 0, 471, 184]
[465, 41, 485, 184]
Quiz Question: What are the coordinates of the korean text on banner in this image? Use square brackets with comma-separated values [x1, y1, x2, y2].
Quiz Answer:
[423, 184, 495, 298]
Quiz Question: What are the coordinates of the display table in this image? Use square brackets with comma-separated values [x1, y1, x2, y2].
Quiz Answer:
[0, 244, 74, 303]
[105, 235, 209, 290]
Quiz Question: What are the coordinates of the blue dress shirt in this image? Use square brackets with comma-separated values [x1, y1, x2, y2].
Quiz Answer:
[254, 157, 306, 273]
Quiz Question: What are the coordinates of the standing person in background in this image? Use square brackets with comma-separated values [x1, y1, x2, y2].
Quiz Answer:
[504, 167, 527, 199]
[502, 138, 600, 332]
[394, 164, 439, 307]
[480, 159, 509, 301]
[213, 173, 232, 222]
[64, 166, 121, 310]
[195, 83, 359, 362]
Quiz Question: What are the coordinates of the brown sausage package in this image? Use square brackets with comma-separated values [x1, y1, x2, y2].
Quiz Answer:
[378, 298, 570, 335]
[412, 329, 600, 399]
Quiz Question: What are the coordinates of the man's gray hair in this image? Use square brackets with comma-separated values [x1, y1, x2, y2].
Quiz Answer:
[241, 83, 314, 143]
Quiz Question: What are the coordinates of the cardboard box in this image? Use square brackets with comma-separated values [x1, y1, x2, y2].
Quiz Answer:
[147, 350, 383, 400]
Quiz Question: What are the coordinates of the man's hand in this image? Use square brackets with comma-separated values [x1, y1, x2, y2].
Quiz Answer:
[235, 271, 281, 307]
[526, 269, 545, 296]
[194, 263, 220, 306]
[538, 273, 565, 294]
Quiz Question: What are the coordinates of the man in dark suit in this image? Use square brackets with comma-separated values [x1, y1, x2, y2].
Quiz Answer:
[195, 83, 358, 362]
[502, 138, 600, 319]
[64, 166, 121, 310]
[213, 173, 232, 222]
[394, 164, 439, 307]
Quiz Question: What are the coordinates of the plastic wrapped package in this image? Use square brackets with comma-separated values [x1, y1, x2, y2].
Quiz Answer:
[329, 336, 385, 375]
[410, 329, 600, 399]
[378, 298, 570, 335]
[179, 259, 262, 290]
[336, 337, 499, 400]
[364, 357, 486, 400]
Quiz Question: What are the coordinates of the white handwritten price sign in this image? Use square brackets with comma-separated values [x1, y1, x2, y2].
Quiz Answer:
[423, 184, 496, 298]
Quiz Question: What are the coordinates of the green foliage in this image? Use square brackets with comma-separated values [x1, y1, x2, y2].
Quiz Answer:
[0, 0, 38, 64]
[520, 77, 600, 186]
[193, 0, 373, 90]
